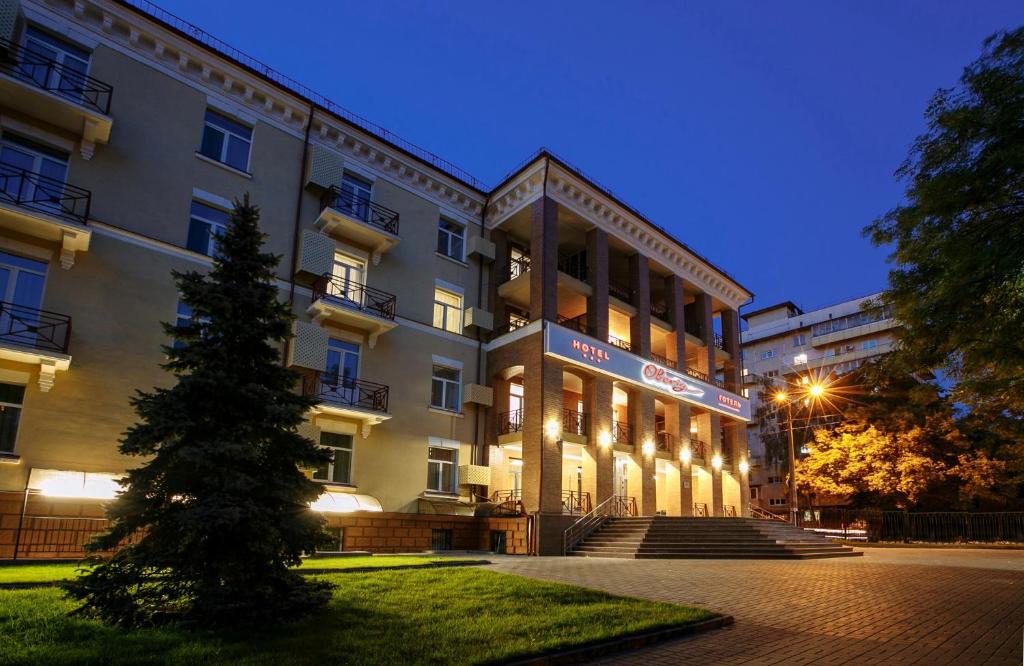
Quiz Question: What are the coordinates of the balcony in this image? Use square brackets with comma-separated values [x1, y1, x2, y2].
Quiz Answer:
[688, 438, 708, 461]
[656, 430, 675, 454]
[562, 408, 589, 439]
[0, 166, 92, 269]
[307, 274, 397, 348]
[607, 335, 633, 353]
[0, 301, 72, 391]
[650, 301, 669, 322]
[608, 278, 632, 303]
[304, 376, 391, 437]
[0, 39, 113, 159]
[488, 311, 530, 341]
[497, 408, 523, 436]
[612, 420, 632, 446]
[315, 187, 400, 264]
[497, 252, 592, 309]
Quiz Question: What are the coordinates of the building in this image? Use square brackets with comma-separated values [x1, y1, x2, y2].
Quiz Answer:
[0, 0, 751, 558]
[740, 294, 898, 512]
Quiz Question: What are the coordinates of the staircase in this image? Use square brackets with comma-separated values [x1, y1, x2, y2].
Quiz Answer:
[569, 516, 862, 559]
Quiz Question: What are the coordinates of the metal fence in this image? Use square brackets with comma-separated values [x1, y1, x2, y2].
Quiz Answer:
[798, 509, 1024, 543]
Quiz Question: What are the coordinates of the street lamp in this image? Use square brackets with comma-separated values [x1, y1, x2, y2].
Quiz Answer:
[774, 382, 826, 525]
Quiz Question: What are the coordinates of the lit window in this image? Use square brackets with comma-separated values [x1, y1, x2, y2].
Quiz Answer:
[0, 383, 25, 454]
[313, 432, 353, 485]
[760, 349, 776, 360]
[431, 365, 461, 411]
[793, 353, 807, 365]
[433, 288, 463, 334]
[186, 200, 230, 256]
[199, 109, 252, 172]
[436, 219, 465, 261]
[792, 334, 806, 346]
[427, 446, 457, 493]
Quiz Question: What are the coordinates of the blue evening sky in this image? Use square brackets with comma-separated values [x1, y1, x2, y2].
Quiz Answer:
[157, 1, 1022, 312]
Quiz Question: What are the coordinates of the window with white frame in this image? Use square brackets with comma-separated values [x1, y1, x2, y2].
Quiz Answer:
[0, 383, 26, 454]
[21, 27, 91, 104]
[314, 432, 353, 485]
[433, 287, 463, 334]
[427, 445, 457, 493]
[431, 365, 461, 411]
[199, 109, 253, 172]
[186, 200, 230, 256]
[436, 219, 465, 261]
[0, 134, 69, 216]
[750, 486, 760, 500]
[760, 349, 776, 360]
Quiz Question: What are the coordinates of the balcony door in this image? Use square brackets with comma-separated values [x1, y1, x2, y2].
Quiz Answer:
[21, 27, 91, 104]
[338, 173, 372, 222]
[613, 455, 629, 498]
[323, 338, 360, 405]
[331, 251, 366, 306]
[0, 252, 47, 348]
[0, 136, 69, 215]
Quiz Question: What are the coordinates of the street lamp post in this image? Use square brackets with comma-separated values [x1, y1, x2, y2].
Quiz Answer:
[783, 399, 798, 525]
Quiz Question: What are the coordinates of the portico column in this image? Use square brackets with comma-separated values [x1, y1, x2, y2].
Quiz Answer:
[668, 400, 693, 515]
[586, 228, 609, 340]
[529, 197, 559, 322]
[584, 375, 614, 504]
[628, 253, 652, 358]
[695, 291, 716, 379]
[490, 228, 510, 328]
[721, 308, 742, 392]
[631, 391, 657, 516]
[727, 420, 750, 517]
[666, 275, 687, 368]
[523, 350, 563, 514]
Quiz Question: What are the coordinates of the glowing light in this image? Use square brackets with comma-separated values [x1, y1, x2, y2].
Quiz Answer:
[509, 459, 524, 467]
[774, 391, 788, 402]
[739, 459, 750, 475]
[809, 384, 825, 398]
[31, 469, 120, 500]
[310, 492, 383, 514]
[680, 447, 692, 464]
[689, 423, 698, 434]
[711, 453, 723, 470]
[642, 440, 655, 456]
[597, 431, 612, 448]
[545, 420, 561, 439]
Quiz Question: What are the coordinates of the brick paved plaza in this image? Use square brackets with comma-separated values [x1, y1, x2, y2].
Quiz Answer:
[489, 548, 1024, 665]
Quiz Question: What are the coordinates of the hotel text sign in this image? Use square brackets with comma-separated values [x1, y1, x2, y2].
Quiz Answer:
[544, 323, 751, 421]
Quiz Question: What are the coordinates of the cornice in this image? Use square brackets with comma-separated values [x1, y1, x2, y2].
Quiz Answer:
[483, 158, 546, 228]
[36, 0, 485, 218]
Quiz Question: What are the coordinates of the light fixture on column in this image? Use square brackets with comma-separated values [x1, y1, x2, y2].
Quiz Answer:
[679, 447, 691, 464]
[642, 439, 655, 456]
[739, 459, 750, 475]
[689, 423, 698, 434]
[597, 431, 611, 448]
[711, 453, 722, 470]
[545, 420, 561, 440]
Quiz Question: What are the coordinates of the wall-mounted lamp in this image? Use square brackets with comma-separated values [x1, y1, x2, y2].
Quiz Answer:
[679, 447, 692, 465]
[711, 453, 723, 470]
[545, 420, 561, 440]
[739, 459, 750, 475]
[597, 431, 612, 448]
[642, 440, 655, 456]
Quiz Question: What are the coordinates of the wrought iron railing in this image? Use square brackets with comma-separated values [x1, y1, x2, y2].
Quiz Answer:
[304, 376, 389, 413]
[507, 254, 531, 281]
[489, 312, 530, 340]
[750, 505, 788, 522]
[689, 438, 707, 461]
[608, 279, 632, 302]
[612, 495, 638, 517]
[650, 301, 669, 320]
[656, 431, 674, 453]
[556, 313, 593, 336]
[561, 489, 592, 515]
[562, 493, 638, 554]
[693, 502, 709, 517]
[684, 366, 711, 384]
[649, 351, 677, 370]
[320, 186, 400, 235]
[0, 164, 91, 224]
[723, 505, 737, 517]
[0, 300, 72, 354]
[0, 38, 113, 114]
[713, 332, 726, 351]
[497, 408, 523, 435]
[612, 420, 632, 446]
[489, 489, 525, 516]
[557, 250, 587, 282]
[311, 274, 397, 320]
[562, 408, 588, 437]
[607, 335, 633, 353]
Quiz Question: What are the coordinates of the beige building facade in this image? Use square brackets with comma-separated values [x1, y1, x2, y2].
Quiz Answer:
[740, 294, 899, 512]
[0, 0, 751, 557]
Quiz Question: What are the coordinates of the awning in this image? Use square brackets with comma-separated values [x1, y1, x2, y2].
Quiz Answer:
[28, 468, 121, 499]
[310, 491, 383, 514]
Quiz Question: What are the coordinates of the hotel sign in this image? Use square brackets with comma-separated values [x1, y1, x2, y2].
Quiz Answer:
[544, 322, 751, 421]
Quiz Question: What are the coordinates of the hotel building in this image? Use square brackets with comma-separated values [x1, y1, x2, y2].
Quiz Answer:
[0, 0, 751, 557]
[740, 294, 898, 512]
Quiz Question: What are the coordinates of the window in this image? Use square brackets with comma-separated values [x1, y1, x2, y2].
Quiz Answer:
[792, 334, 806, 346]
[330, 252, 366, 303]
[431, 365, 461, 411]
[337, 173, 373, 221]
[432, 288, 463, 334]
[324, 339, 359, 386]
[764, 369, 779, 378]
[186, 200, 230, 256]
[427, 446, 457, 493]
[436, 219, 465, 261]
[172, 299, 210, 349]
[21, 27, 90, 103]
[768, 476, 783, 484]
[314, 432, 353, 485]
[793, 353, 807, 365]
[769, 498, 787, 506]
[750, 486, 761, 500]
[199, 109, 252, 172]
[0, 135, 69, 216]
[0, 383, 25, 454]
[862, 339, 878, 351]
[760, 349, 776, 360]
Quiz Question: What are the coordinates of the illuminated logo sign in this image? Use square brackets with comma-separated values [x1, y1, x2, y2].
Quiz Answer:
[571, 338, 609, 365]
[641, 363, 706, 399]
[717, 394, 742, 413]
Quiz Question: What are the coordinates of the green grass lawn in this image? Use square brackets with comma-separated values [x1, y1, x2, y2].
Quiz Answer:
[0, 568, 712, 665]
[0, 555, 475, 585]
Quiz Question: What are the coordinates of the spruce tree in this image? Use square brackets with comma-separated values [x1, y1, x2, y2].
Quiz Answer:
[65, 196, 332, 628]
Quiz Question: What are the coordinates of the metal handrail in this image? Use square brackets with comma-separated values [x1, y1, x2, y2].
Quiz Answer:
[311, 273, 397, 320]
[507, 254, 531, 281]
[608, 279, 631, 302]
[497, 408, 523, 435]
[0, 300, 72, 354]
[556, 313, 593, 336]
[557, 250, 587, 282]
[0, 37, 113, 114]
[0, 164, 91, 224]
[489, 312, 530, 339]
[303, 375, 389, 413]
[656, 431, 674, 453]
[560, 489, 592, 515]
[723, 505, 737, 517]
[321, 186, 399, 235]
[649, 352, 677, 370]
[650, 301, 669, 320]
[612, 420, 632, 445]
[689, 438, 708, 460]
[750, 505, 787, 522]
[713, 332, 726, 351]
[607, 335, 632, 352]
[562, 408, 588, 437]
[562, 493, 636, 554]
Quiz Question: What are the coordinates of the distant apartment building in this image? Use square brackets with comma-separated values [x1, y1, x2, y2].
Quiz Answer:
[740, 294, 898, 511]
[0, 0, 752, 557]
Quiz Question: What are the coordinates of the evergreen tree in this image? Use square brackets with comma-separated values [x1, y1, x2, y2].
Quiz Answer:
[65, 196, 332, 628]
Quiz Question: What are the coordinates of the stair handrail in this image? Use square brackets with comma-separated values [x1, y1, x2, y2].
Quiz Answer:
[562, 494, 623, 555]
[750, 505, 788, 522]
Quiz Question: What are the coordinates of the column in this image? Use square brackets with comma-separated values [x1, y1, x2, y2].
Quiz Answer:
[668, 400, 693, 515]
[529, 197, 559, 322]
[522, 347, 563, 514]
[694, 291, 716, 379]
[586, 228, 609, 340]
[631, 391, 657, 516]
[721, 308, 742, 391]
[727, 420, 750, 516]
[628, 253, 652, 357]
[584, 375, 614, 503]
[696, 410, 724, 516]
[666, 275, 687, 368]
[489, 228, 510, 328]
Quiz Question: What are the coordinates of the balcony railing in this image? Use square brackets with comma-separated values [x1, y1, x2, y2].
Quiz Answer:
[507, 254, 531, 281]
[612, 420, 632, 445]
[489, 489, 524, 516]
[650, 301, 669, 321]
[557, 250, 587, 282]
[656, 431, 674, 453]
[304, 376, 389, 413]
[489, 312, 530, 340]
[693, 502, 710, 517]
[713, 332, 726, 351]
[311, 274, 397, 320]
[689, 438, 707, 460]
[556, 313, 593, 336]
[320, 186, 399, 235]
[608, 279, 631, 302]
[649, 351, 677, 370]
[0, 38, 113, 114]
[0, 165, 91, 225]
[0, 301, 71, 354]
[562, 408, 588, 437]
[607, 335, 633, 353]
[684, 366, 710, 383]
[612, 495, 638, 517]
[561, 489, 592, 515]
[497, 408, 523, 436]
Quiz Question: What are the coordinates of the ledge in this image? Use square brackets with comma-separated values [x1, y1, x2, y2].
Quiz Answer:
[194, 151, 253, 179]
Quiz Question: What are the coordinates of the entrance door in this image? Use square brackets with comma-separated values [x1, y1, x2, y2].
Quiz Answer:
[613, 456, 628, 498]
[508, 460, 522, 497]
